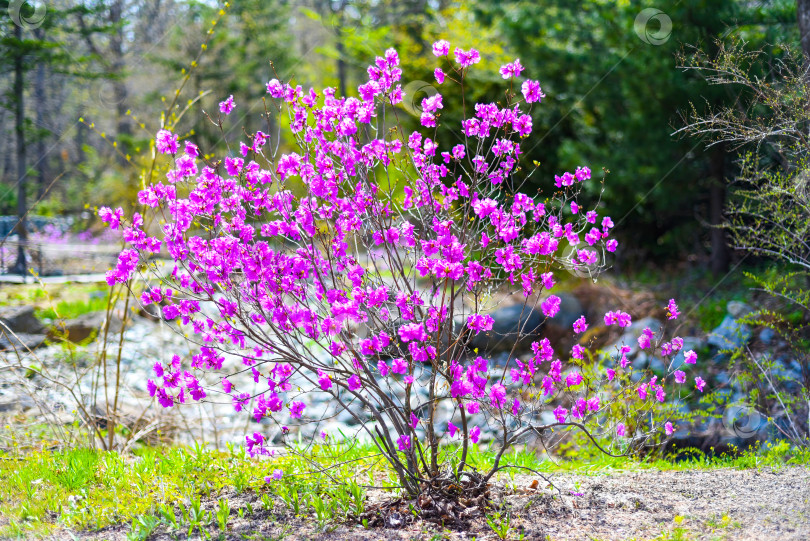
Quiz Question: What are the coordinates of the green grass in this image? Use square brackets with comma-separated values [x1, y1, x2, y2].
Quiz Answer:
[35, 293, 110, 321]
[0, 439, 388, 538]
[0, 282, 111, 321]
[0, 439, 807, 539]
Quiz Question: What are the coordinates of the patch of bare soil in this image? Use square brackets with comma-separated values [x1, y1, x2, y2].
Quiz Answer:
[53, 467, 809, 541]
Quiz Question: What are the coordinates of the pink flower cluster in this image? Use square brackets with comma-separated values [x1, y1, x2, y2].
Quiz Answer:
[105, 42, 701, 466]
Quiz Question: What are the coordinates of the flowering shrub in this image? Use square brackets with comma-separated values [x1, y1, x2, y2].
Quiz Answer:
[100, 43, 701, 494]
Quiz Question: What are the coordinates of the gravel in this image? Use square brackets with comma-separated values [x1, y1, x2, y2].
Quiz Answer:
[50, 466, 810, 541]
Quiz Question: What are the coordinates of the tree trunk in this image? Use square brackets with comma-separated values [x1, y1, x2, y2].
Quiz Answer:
[12, 24, 28, 276]
[110, 0, 131, 164]
[799, 0, 810, 60]
[34, 57, 49, 199]
[710, 147, 729, 275]
[332, 0, 348, 97]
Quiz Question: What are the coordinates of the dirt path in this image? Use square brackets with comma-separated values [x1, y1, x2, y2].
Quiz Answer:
[56, 467, 810, 541]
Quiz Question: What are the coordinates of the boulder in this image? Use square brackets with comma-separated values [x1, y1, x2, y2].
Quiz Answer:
[56, 311, 124, 343]
[466, 292, 585, 354]
[467, 304, 544, 353]
[0, 332, 46, 351]
[707, 315, 752, 351]
[0, 305, 45, 334]
[727, 300, 753, 319]
[758, 327, 776, 346]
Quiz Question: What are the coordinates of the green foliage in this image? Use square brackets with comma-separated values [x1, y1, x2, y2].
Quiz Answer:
[35, 293, 110, 321]
[485, 510, 514, 540]
[0, 440, 806, 538]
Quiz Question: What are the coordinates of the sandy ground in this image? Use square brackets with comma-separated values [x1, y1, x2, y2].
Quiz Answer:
[54, 466, 810, 541]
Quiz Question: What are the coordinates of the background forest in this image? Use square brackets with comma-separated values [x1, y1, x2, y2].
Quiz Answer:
[0, 0, 804, 274]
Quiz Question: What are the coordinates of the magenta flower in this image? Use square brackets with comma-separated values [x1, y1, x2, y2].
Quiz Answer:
[155, 129, 178, 154]
[317, 370, 332, 391]
[489, 384, 507, 408]
[432, 39, 450, 56]
[399, 322, 428, 342]
[410, 412, 419, 429]
[397, 434, 411, 451]
[616, 423, 627, 437]
[511, 398, 520, 416]
[454, 47, 481, 67]
[695, 377, 706, 392]
[470, 426, 481, 443]
[348, 374, 362, 391]
[289, 401, 306, 419]
[684, 350, 698, 364]
[637, 327, 654, 349]
[447, 421, 459, 438]
[566, 371, 583, 387]
[666, 299, 680, 320]
[553, 405, 568, 423]
[665, 422, 674, 436]
[606, 368, 616, 381]
[467, 313, 495, 333]
[499, 59, 524, 79]
[391, 357, 408, 375]
[573, 315, 588, 334]
[521, 80, 545, 103]
[674, 370, 686, 384]
[541, 295, 561, 317]
[434, 68, 445, 84]
[219, 95, 235, 115]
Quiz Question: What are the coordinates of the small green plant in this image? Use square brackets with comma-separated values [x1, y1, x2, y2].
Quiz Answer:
[215, 497, 230, 531]
[310, 493, 332, 530]
[486, 510, 513, 540]
[127, 514, 159, 541]
[158, 503, 177, 529]
[260, 493, 273, 512]
[187, 495, 207, 537]
[347, 480, 365, 515]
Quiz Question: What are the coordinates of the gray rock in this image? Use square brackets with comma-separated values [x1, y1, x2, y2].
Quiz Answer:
[669, 337, 706, 370]
[727, 301, 753, 319]
[545, 292, 585, 332]
[0, 305, 45, 334]
[0, 332, 46, 351]
[56, 311, 123, 343]
[759, 328, 776, 346]
[0, 392, 36, 412]
[708, 315, 752, 351]
[466, 292, 584, 354]
[602, 317, 664, 364]
[467, 303, 545, 353]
